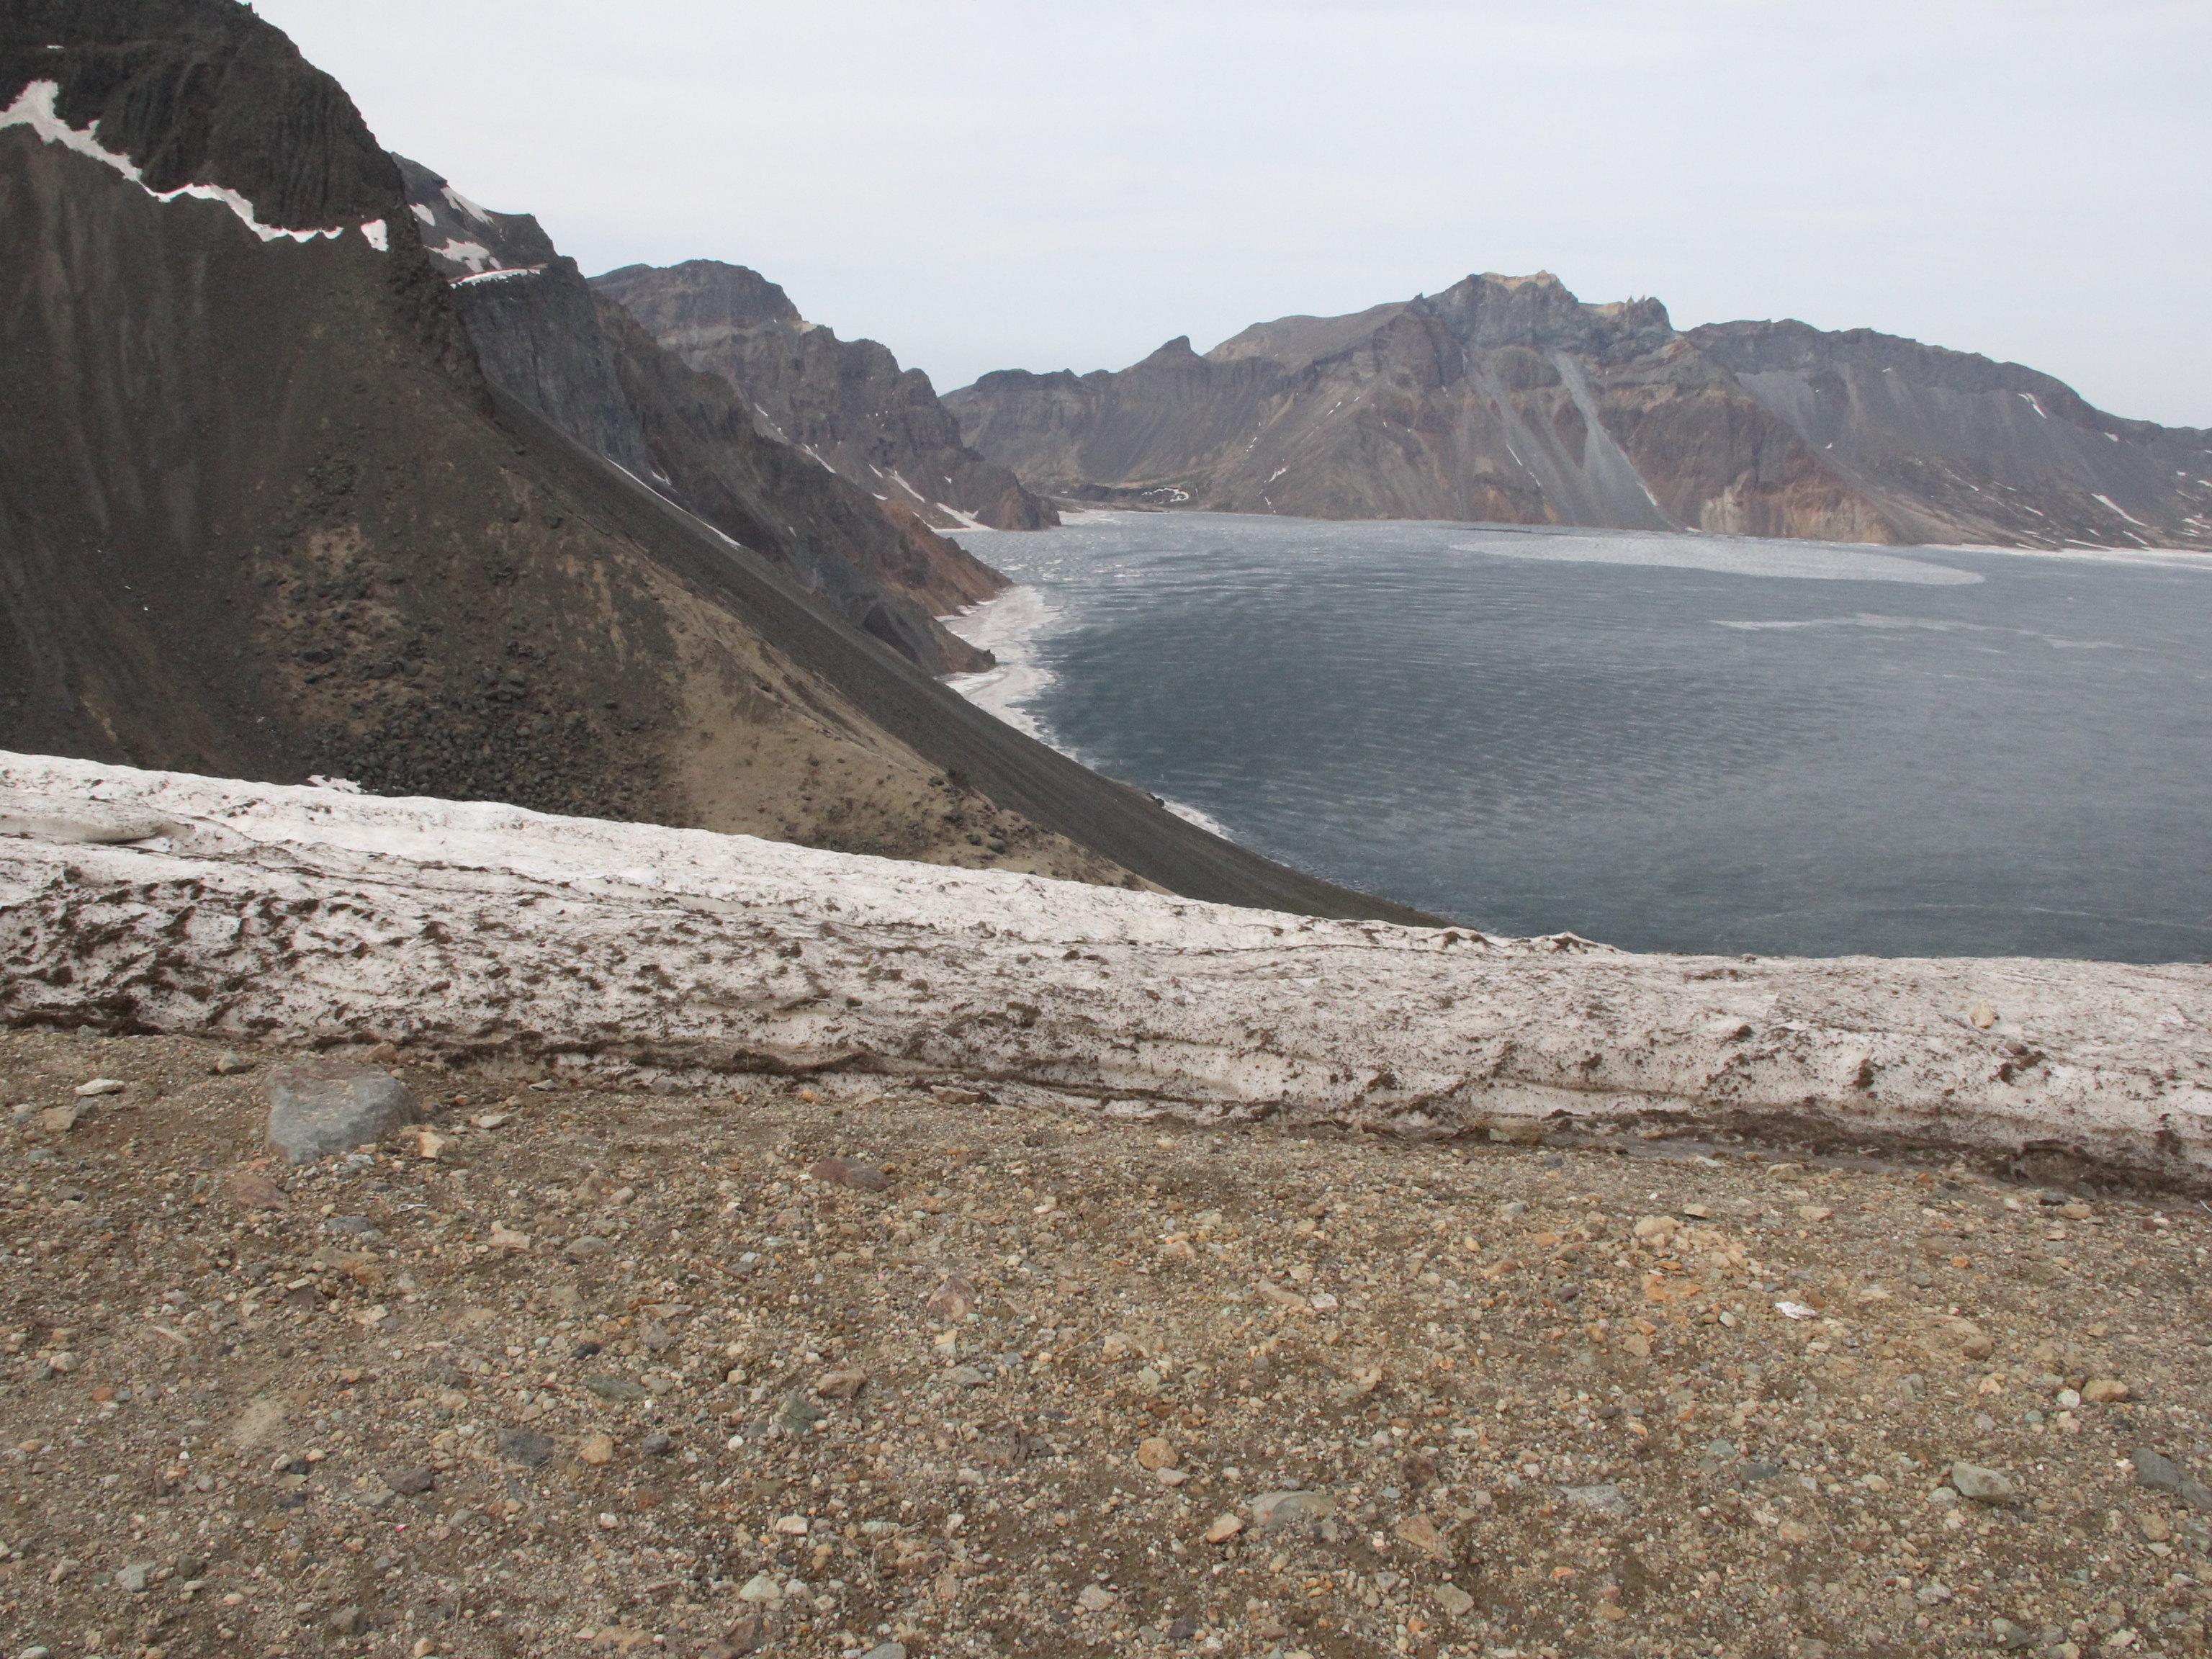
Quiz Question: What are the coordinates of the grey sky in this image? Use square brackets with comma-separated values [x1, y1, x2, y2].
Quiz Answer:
[259, 0, 2210, 426]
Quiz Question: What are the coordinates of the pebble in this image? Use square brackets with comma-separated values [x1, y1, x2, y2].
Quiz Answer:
[1204, 1514, 1244, 1542]
[496, 1427, 555, 1467]
[2132, 1447, 2212, 1510]
[1251, 1490, 1334, 1531]
[222, 1167, 289, 1210]
[1434, 1583, 1475, 1617]
[1076, 1583, 1118, 1611]
[1560, 1483, 1630, 1516]
[1949, 1462, 2015, 1503]
[72, 1078, 127, 1097]
[1136, 1436, 1177, 1471]
[577, 1434, 615, 1465]
[2082, 1377, 2130, 1403]
[385, 1466, 436, 1496]
[212, 1050, 253, 1074]
[737, 1573, 783, 1602]
[116, 1561, 153, 1593]
[583, 1375, 646, 1403]
[860, 1645, 907, 1659]
[809, 1155, 890, 1191]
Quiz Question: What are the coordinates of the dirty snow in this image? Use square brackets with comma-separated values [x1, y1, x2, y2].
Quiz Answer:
[3, 752, 2208, 1184]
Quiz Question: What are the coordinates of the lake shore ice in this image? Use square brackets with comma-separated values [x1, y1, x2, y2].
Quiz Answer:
[4, 750, 2209, 1187]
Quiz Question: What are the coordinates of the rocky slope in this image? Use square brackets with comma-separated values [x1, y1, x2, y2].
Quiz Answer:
[593, 260, 1058, 533]
[947, 272, 2212, 549]
[0, 0, 1426, 923]
[7, 1022, 2211, 1659]
[395, 158, 1005, 678]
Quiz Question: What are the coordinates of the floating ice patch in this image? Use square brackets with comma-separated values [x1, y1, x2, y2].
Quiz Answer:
[1713, 613, 2126, 650]
[0, 81, 386, 250]
[1451, 529, 1982, 585]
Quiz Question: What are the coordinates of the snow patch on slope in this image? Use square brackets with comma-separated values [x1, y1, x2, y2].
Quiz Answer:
[0, 81, 388, 248]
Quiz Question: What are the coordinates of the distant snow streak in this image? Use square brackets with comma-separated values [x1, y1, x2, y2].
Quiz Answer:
[0, 81, 388, 251]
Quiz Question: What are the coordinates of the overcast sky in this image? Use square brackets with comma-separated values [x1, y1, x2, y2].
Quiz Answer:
[259, 0, 2210, 425]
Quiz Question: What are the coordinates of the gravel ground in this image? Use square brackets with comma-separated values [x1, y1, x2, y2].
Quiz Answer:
[5, 1026, 2212, 1659]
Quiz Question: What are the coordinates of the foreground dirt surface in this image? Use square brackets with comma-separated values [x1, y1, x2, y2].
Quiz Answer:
[6, 1028, 2212, 1659]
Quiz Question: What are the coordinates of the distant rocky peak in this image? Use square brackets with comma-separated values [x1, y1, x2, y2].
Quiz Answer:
[592, 259, 804, 346]
[1422, 270, 1671, 354]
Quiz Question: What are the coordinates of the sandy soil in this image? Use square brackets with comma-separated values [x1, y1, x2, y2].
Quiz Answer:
[4, 1027, 2211, 1659]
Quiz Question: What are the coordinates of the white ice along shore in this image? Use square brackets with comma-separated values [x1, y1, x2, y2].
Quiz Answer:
[0, 81, 389, 248]
[3, 751, 2209, 1184]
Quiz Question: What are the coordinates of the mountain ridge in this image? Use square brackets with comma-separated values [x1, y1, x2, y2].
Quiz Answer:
[945, 271, 2212, 549]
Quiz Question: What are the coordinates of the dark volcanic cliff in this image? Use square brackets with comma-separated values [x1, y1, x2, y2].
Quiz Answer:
[395, 158, 1004, 677]
[593, 260, 1058, 532]
[0, 0, 1433, 924]
[947, 272, 2212, 549]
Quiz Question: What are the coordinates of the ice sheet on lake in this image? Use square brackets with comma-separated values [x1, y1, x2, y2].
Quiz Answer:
[1451, 528, 1982, 585]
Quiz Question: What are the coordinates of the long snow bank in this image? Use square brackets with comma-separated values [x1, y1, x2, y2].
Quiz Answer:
[3, 752, 2208, 1182]
[0, 81, 387, 248]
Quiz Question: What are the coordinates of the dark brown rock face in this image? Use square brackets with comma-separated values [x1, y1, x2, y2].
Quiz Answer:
[0, 0, 1437, 923]
[593, 260, 1058, 532]
[947, 272, 2212, 549]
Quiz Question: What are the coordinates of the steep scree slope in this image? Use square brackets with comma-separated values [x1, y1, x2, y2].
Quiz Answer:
[593, 258, 1058, 532]
[396, 157, 1004, 678]
[948, 271, 2212, 548]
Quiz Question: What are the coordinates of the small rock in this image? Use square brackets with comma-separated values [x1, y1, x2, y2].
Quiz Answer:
[486, 1226, 531, 1251]
[1251, 1490, 1334, 1530]
[1204, 1514, 1244, 1543]
[948, 1365, 990, 1388]
[2082, 1377, 2130, 1403]
[737, 1573, 783, 1603]
[37, 1104, 80, 1135]
[1076, 1583, 1118, 1612]
[72, 1077, 128, 1097]
[1394, 1513, 1449, 1558]
[328, 1604, 366, 1636]
[223, 1168, 289, 1210]
[1796, 1205, 1835, 1222]
[1136, 1437, 1177, 1471]
[776, 1394, 825, 1431]
[1990, 1618, 2034, 1650]
[582, 1375, 647, 1403]
[809, 1156, 889, 1191]
[1434, 1583, 1475, 1617]
[1632, 1215, 1677, 1244]
[497, 1427, 555, 1467]
[925, 1276, 979, 1322]
[264, 1063, 420, 1164]
[814, 1369, 869, 1401]
[641, 1432, 675, 1457]
[385, 1466, 436, 1496]
[469, 1112, 511, 1130]
[860, 1646, 907, 1659]
[577, 1434, 616, 1466]
[2132, 1447, 2212, 1511]
[1560, 1483, 1630, 1516]
[1950, 1462, 2015, 1503]
[213, 1051, 253, 1074]
[117, 1560, 156, 1593]
[565, 1235, 612, 1259]
[1969, 999, 1997, 1028]
[323, 1213, 378, 1236]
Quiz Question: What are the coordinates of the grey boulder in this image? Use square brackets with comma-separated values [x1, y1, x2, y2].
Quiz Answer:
[265, 1062, 419, 1164]
[2132, 1447, 2212, 1511]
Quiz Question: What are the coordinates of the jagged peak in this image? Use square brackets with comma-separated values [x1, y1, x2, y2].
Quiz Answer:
[591, 259, 804, 331]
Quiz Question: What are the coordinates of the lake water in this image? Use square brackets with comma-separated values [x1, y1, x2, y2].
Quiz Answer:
[945, 513, 2212, 961]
